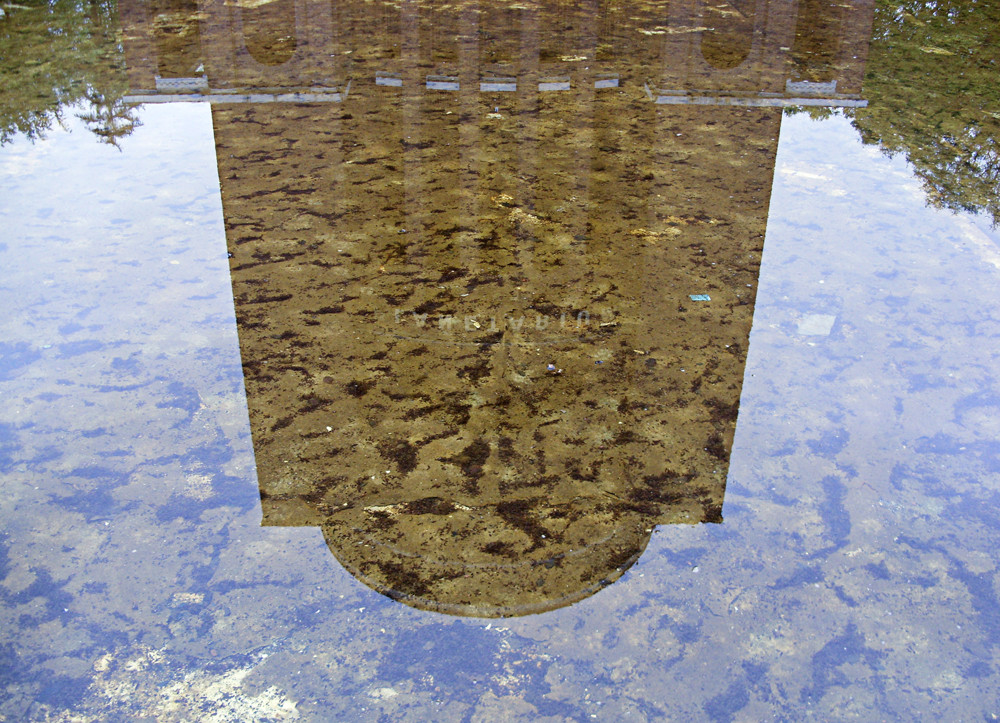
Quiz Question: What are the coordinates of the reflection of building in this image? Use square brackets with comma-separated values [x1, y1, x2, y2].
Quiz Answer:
[647, 0, 871, 105]
[122, 0, 872, 107]
[121, 0, 872, 616]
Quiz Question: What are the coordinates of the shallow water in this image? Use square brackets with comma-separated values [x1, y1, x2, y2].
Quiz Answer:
[2, 0, 1000, 719]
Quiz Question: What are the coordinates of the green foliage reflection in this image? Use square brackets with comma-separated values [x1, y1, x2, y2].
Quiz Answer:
[0, 0, 139, 146]
[849, 0, 1000, 224]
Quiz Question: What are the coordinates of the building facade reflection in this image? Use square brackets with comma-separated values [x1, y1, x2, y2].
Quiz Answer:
[120, 0, 872, 616]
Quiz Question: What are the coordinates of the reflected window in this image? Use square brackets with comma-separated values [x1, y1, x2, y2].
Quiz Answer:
[791, 0, 844, 82]
[425, 6, 461, 65]
[595, 0, 620, 61]
[151, 0, 204, 78]
[366, 0, 400, 60]
[700, 0, 754, 70]
[479, 5, 522, 67]
[242, 0, 297, 66]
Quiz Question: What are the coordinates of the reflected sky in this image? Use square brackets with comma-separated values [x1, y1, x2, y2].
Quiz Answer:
[3, 98, 1000, 722]
[2, 0, 1000, 719]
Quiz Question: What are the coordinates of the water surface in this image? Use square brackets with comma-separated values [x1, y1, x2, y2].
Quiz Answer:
[2, 0, 1000, 719]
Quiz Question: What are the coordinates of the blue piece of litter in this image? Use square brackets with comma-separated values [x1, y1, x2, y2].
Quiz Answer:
[547, 363, 556, 371]
[689, 294, 711, 301]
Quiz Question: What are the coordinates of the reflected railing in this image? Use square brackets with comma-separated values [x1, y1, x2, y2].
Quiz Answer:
[119, 0, 872, 108]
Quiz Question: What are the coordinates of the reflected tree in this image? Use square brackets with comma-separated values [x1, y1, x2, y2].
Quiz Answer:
[0, 0, 137, 145]
[848, 0, 1000, 224]
[77, 86, 142, 146]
